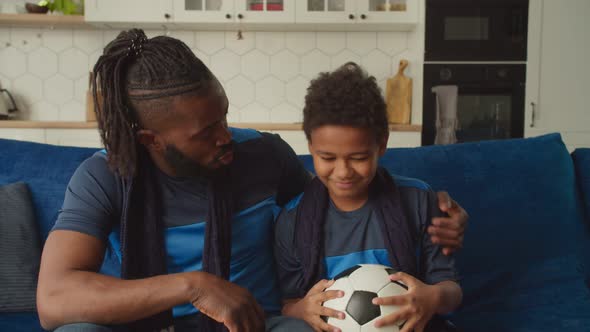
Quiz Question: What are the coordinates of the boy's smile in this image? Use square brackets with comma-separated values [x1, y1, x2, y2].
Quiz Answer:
[308, 125, 387, 211]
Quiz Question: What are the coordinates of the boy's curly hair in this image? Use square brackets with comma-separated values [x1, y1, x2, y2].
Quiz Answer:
[303, 62, 388, 143]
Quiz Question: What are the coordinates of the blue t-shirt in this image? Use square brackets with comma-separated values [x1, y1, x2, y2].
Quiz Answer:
[52, 128, 310, 317]
[274, 176, 458, 299]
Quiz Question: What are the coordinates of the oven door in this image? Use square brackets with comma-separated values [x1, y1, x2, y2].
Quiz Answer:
[422, 64, 525, 146]
[425, 0, 528, 61]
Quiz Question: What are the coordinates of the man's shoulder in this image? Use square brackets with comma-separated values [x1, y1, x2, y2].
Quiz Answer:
[70, 150, 119, 187]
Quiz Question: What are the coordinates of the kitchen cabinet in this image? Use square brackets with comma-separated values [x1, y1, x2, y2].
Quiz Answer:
[296, 0, 417, 28]
[85, 0, 173, 26]
[525, 0, 590, 149]
[174, 0, 294, 24]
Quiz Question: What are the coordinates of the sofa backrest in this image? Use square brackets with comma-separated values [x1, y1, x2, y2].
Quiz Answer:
[0, 139, 98, 242]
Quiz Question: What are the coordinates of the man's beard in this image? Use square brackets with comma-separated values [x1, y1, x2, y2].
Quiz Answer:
[163, 143, 234, 179]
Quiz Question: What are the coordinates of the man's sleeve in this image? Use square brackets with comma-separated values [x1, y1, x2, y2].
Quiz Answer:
[419, 190, 460, 285]
[263, 133, 312, 207]
[52, 153, 121, 241]
[274, 205, 306, 300]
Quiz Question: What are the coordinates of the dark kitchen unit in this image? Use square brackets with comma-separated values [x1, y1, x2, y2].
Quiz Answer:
[422, 0, 528, 146]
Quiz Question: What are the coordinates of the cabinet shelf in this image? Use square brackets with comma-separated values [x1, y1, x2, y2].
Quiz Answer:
[0, 121, 421, 132]
[0, 13, 87, 28]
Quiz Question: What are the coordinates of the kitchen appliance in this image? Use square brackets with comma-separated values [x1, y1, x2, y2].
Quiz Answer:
[0, 88, 18, 120]
[422, 64, 525, 145]
[425, 0, 528, 61]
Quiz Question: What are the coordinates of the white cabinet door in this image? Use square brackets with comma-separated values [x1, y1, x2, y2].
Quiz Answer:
[235, 0, 295, 23]
[525, 0, 590, 148]
[356, 0, 417, 25]
[85, 0, 173, 23]
[295, 0, 356, 23]
[173, 0, 235, 23]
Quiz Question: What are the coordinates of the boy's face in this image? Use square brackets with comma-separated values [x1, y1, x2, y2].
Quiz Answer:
[308, 125, 387, 211]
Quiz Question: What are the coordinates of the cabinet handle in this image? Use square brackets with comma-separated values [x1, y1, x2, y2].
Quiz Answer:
[361, 14, 367, 19]
[238, 13, 243, 19]
[225, 13, 232, 19]
[530, 102, 536, 127]
[348, 14, 355, 20]
[164, 13, 171, 19]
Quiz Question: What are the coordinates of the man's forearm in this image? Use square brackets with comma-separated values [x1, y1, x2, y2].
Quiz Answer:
[433, 281, 462, 315]
[38, 270, 204, 330]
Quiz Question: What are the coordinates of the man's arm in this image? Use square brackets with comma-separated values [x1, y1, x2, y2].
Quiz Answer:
[38, 230, 265, 331]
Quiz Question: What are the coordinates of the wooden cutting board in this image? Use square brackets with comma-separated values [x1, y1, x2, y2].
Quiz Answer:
[386, 59, 412, 124]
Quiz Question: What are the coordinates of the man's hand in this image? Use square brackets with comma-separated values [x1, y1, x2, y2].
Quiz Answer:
[372, 272, 439, 332]
[283, 279, 345, 332]
[429, 191, 469, 255]
[189, 272, 265, 332]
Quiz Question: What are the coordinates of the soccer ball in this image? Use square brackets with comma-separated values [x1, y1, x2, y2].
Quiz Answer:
[323, 264, 408, 332]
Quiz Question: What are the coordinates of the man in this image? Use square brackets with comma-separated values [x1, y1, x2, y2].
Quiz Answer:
[37, 29, 468, 332]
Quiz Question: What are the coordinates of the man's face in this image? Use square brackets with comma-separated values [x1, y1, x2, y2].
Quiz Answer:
[308, 125, 386, 211]
[152, 90, 234, 178]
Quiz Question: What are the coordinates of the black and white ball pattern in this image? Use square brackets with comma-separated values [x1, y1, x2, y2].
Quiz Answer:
[323, 264, 408, 332]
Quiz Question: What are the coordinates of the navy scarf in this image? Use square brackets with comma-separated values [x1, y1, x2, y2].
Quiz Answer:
[120, 148, 232, 332]
[293, 167, 417, 296]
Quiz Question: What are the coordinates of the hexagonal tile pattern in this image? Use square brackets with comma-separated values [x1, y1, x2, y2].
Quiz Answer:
[59, 48, 89, 79]
[331, 49, 361, 70]
[255, 32, 285, 55]
[13, 74, 43, 105]
[241, 50, 270, 82]
[43, 29, 73, 53]
[240, 102, 270, 122]
[169, 30, 195, 49]
[88, 49, 103, 71]
[225, 31, 254, 55]
[285, 76, 309, 108]
[73, 30, 104, 54]
[225, 76, 254, 108]
[59, 100, 85, 121]
[270, 102, 301, 123]
[0, 74, 11, 90]
[11, 28, 42, 52]
[0, 29, 9, 48]
[209, 49, 240, 82]
[227, 105, 241, 123]
[0, 47, 26, 79]
[285, 32, 316, 55]
[377, 32, 407, 56]
[191, 48, 210, 66]
[301, 50, 330, 79]
[196, 31, 225, 55]
[317, 32, 345, 55]
[256, 77, 284, 108]
[346, 32, 377, 56]
[75, 75, 90, 104]
[362, 49, 392, 80]
[29, 101, 59, 121]
[102, 30, 120, 45]
[44, 74, 73, 105]
[270, 50, 299, 82]
[28, 47, 58, 79]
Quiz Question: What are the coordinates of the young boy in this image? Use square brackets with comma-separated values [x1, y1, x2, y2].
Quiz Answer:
[274, 63, 462, 332]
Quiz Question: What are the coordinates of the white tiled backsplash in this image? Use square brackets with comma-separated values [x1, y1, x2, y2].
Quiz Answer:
[0, 27, 417, 123]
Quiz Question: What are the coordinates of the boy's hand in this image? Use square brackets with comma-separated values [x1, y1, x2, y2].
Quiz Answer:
[372, 272, 439, 332]
[284, 279, 345, 332]
[429, 191, 469, 255]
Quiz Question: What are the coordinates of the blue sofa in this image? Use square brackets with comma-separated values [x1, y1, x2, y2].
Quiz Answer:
[1, 133, 589, 332]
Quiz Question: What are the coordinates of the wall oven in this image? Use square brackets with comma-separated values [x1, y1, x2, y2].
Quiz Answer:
[422, 64, 525, 146]
[425, 0, 528, 61]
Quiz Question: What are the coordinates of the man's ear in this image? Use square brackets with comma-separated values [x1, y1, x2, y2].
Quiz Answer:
[136, 129, 164, 152]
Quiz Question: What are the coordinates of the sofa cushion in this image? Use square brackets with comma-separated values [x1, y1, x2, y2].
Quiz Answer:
[299, 133, 590, 330]
[0, 182, 41, 312]
[573, 148, 590, 222]
[0, 139, 98, 242]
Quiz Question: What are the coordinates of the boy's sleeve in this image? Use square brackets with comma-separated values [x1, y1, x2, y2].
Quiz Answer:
[419, 190, 460, 285]
[52, 153, 121, 241]
[274, 205, 306, 300]
[263, 132, 312, 206]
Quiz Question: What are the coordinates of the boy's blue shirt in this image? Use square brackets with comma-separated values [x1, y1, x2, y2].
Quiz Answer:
[274, 175, 459, 299]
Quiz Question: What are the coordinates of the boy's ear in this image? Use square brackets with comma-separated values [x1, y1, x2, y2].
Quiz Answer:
[378, 132, 389, 156]
[137, 129, 165, 152]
